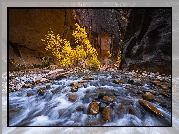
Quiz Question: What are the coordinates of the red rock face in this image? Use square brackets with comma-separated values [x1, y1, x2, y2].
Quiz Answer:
[9, 9, 76, 69]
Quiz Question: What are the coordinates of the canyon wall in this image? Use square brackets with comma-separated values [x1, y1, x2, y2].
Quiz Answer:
[9, 8, 171, 74]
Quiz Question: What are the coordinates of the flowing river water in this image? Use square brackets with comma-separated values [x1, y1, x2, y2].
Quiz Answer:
[2, 58, 179, 134]
[2, 57, 179, 133]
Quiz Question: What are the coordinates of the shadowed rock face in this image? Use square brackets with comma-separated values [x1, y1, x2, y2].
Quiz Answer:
[121, 9, 171, 74]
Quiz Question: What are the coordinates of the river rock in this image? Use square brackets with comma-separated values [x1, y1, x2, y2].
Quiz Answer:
[121, 100, 133, 105]
[83, 77, 94, 80]
[115, 105, 126, 117]
[79, 80, 89, 83]
[160, 91, 170, 98]
[142, 92, 154, 101]
[133, 80, 142, 86]
[9, 87, 15, 92]
[160, 85, 169, 90]
[46, 84, 51, 89]
[68, 94, 78, 102]
[76, 105, 85, 112]
[102, 96, 114, 104]
[24, 83, 33, 88]
[151, 80, 161, 86]
[113, 78, 120, 84]
[143, 90, 157, 95]
[55, 74, 67, 80]
[139, 100, 165, 118]
[59, 109, 65, 115]
[128, 106, 137, 115]
[88, 101, 99, 115]
[71, 82, 78, 92]
[102, 107, 111, 122]
[128, 79, 134, 84]
[27, 91, 33, 97]
[37, 87, 46, 96]
[71, 87, 78, 92]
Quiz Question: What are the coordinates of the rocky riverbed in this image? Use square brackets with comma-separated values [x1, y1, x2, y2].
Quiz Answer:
[8, 68, 171, 126]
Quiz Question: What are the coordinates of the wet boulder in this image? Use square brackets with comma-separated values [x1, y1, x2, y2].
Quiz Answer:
[142, 92, 154, 101]
[102, 107, 111, 122]
[102, 96, 114, 104]
[139, 100, 165, 118]
[88, 101, 99, 115]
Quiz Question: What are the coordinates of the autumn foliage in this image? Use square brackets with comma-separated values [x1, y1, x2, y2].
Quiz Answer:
[41, 23, 100, 70]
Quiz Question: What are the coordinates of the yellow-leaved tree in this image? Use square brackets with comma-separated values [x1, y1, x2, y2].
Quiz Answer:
[41, 23, 100, 70]
[107, 50, 121, 67]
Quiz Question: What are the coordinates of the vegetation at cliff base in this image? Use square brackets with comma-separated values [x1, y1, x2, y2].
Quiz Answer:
[41, 23, 100, 70]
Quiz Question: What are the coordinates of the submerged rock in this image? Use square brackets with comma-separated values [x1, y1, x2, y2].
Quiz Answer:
[102, 107, 111, 122]
[88, 101, 99, 115]
[37, 87, 46, 96]
[76, 105, 85, 112]
[27, 91, 33, 97]
[102, 96, 114, 104]
[128, 106, 137, 115]
[114, 105, 126, 117]
[68, 94, 78, 102]
[139, 100, 165, 118]
[59, 109, 66, 115]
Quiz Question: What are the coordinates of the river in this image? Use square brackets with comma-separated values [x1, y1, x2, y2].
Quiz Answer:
[2, 56, 179, 133]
